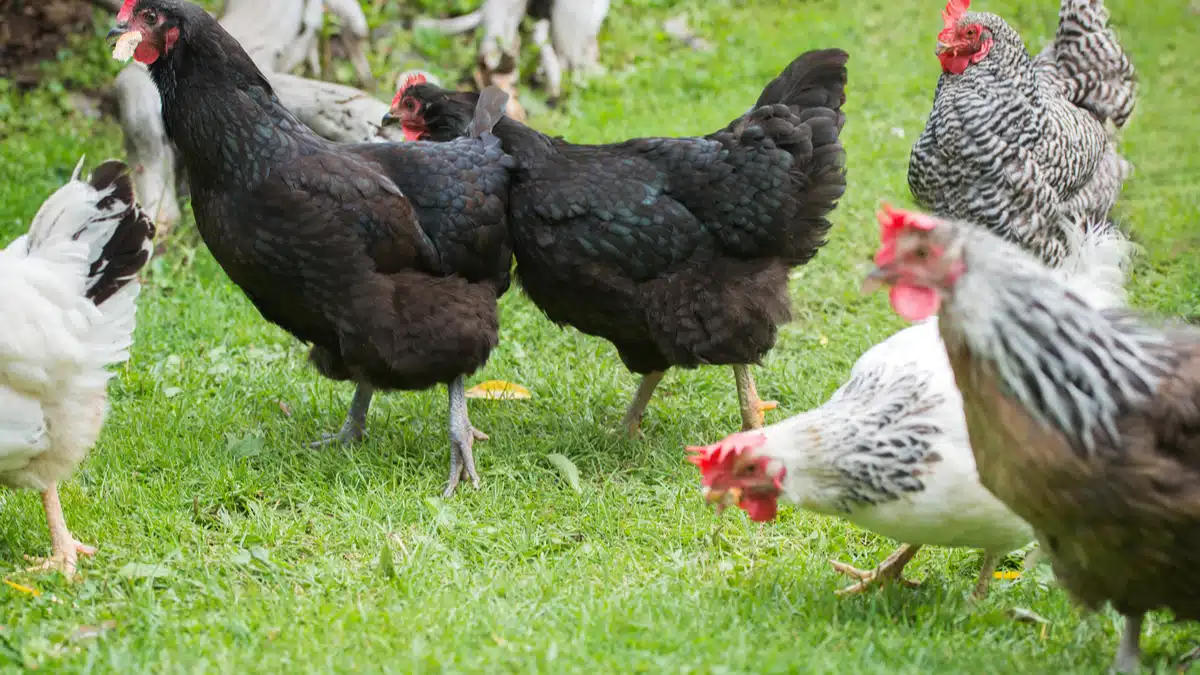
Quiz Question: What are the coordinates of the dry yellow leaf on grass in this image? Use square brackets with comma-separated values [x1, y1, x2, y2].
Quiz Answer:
[3, 579, 40, 596]
[465, 380, 532, 400]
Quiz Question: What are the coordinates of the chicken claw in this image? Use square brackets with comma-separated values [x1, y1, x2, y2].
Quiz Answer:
[444, 376, 486, 497]
[26, 485, 96, 577]
[829, 544, 923, 595]
[311, 383, 373, 448]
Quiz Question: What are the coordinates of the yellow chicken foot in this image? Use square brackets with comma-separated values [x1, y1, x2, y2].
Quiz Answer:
[24, 484, 95, 577]
[733, 365, 777, 431]
[620, 371, 665, 437]
[829, 544, 923, 596]
[311, 383, 373, 447]
[444, 375, 486, 497]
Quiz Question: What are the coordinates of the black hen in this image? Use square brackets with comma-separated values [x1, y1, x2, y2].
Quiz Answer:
[386, 50, 848, 434]
[110, 0, 514, 495]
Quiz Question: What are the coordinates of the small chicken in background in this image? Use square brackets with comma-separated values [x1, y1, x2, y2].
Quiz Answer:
[387, 49, 848, 435]
[867, 206, 1200, 673]
[416, 0, 611, 116]
[908, 0, 1136, 268]
[0, 159, 155, 575]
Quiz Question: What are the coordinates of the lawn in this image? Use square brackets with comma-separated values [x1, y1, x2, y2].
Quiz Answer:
[1, 0, 1198, 672]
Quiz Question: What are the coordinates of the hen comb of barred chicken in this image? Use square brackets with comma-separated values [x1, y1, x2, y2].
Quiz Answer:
[118, 0, 136, 22]
[875, 204, 939, 265]
[686, 432, 767, 484]
[391, 72, 429, 107]
[940, 0, 970, 37]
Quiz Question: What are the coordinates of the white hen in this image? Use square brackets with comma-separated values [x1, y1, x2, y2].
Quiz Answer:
[1, 159, 155, 575]
[690, 222, 1129, 597]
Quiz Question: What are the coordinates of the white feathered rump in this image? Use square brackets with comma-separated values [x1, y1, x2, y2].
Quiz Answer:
[0, 159, 155, 490]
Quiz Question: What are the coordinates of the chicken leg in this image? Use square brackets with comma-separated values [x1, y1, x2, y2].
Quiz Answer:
[444, 375, 489, 497]
[829, 544, 923, 595]
[972, 551, 1002, 599]
[311, 383, 374, 447]
[620, 371, 665, 437]
[25, 484, 96, 577]
[733, 365, 778, 431]
[1112, 613, 1143, 674]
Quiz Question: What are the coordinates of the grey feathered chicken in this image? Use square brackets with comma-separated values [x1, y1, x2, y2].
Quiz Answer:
[908, 0, 1136, 267]
[869, 206, 1200, 674]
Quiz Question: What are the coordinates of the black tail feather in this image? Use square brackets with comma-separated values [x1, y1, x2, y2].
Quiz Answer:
[754, 48, 848, 125]
[84, 160, 157, 306]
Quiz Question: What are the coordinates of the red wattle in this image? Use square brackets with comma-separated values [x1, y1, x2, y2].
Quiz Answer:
[741, 495, 779, 522]
[889, 284, 941, 322]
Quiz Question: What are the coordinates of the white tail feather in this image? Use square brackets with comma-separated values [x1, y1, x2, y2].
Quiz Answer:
[1058, 220, 1134, 310]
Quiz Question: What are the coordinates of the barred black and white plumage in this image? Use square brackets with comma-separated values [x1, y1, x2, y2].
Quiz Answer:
[908, 0, 1136, 268]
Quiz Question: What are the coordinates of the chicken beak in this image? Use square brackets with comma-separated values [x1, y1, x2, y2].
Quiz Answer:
[935, 41, 949, 56]
[703, 487, 742, 512]
[107, 24, 130, 44]
[862, 265, 893, 295]
[380, 112, 396, 127]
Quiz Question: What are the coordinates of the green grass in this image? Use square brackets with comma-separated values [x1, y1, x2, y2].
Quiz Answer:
[1, 0, 1198, 672]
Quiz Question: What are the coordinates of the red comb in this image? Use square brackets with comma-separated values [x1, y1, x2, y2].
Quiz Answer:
[118, 0, 136, 22]
[391, 72, 428, 107]
[875, 204, 939, 265]
[942, 0, 970, 30]
[686, 432, 768, 484]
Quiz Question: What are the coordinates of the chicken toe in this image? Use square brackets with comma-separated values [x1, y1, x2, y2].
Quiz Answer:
[444, 376, 484, 497]
[829, 544, 922, 596]
[311, 383, 373, 448]
[25, 485, 96, 577]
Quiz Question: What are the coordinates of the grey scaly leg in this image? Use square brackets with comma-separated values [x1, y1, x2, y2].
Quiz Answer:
[311, 383, 374, 448]
[444, 375, 485, 497]
[620, 371, 665, 437]
[1111, 613, 1143, 674]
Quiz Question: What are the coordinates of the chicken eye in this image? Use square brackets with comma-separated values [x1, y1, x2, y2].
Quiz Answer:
[143, 9, 159, 24]
[912, 247, 929, 261]
[404, 99, 417, 112]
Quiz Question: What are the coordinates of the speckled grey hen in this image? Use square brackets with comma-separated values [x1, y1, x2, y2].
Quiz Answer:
[908, 0, 1136, 267]
[108, 0, 515, 496]
[387, 51, 848, 434]
[870, 206, 1200, 674]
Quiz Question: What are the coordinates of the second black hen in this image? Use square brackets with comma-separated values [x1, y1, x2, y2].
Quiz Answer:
[386, 50, 849, 434]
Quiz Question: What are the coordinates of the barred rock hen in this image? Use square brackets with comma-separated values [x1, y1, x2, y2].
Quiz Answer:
[1, 159, 155, 575]
[386, 50, 848, 434]
[109, 0, 514, 496]
[688, 220, 1128, 598]
[868, 206, 1200, 673]
[908, 0, 1136, 267]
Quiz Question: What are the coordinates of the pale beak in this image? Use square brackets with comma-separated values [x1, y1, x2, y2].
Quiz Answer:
[703, 487, 742, 513]
[862, 265, 892, 295]
[935, 41, 948, 56]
